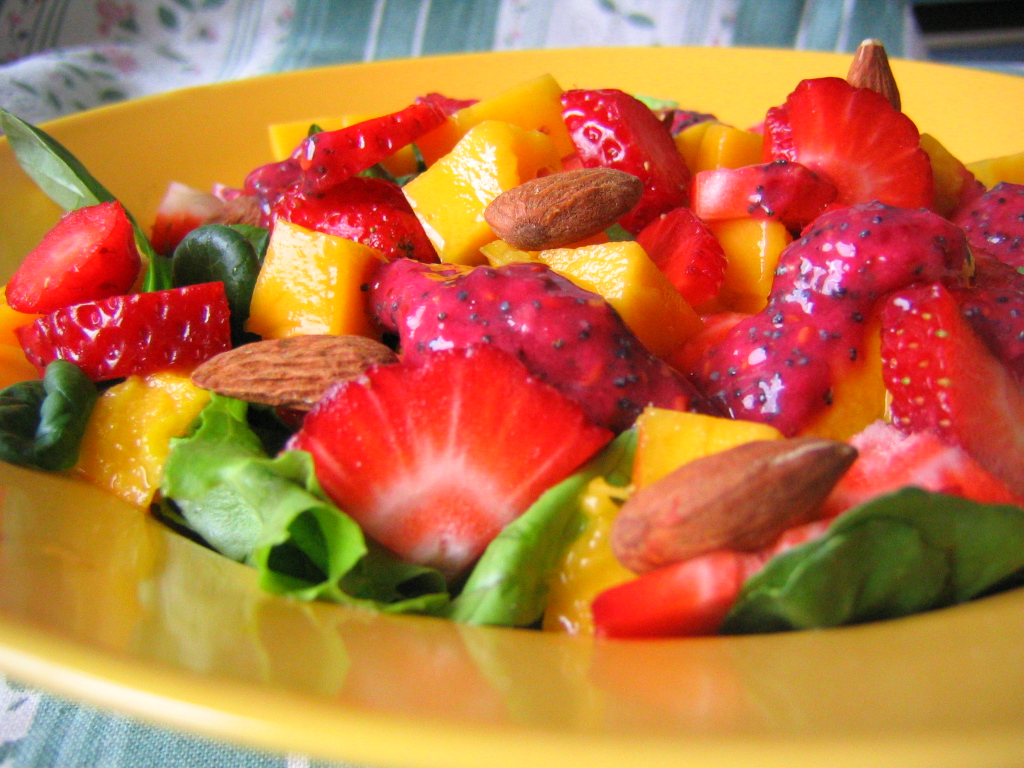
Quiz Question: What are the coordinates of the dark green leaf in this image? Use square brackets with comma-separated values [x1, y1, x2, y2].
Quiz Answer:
[0, 361, 97, 471]
[227, 224, 270, 264]
[722, 488, 1024, 634]
[358, 163, 397, 183]
[171, 224, 262, 344]
[605, 223, 634, 242]
[448, 430, 636, 626]
[307, 123, 324, 137]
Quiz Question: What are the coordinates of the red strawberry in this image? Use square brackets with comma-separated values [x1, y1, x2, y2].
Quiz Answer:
[823, 420, 1023, 517]
[149, 181, 226, 256]
[664, 311, 749, 374]
[560, 89, 691, 234]
[952, 182, 1024, 267]
[763, 77, 934, 210]
[272, 176, 438, 262]
[881, 282, 1024, 496]
[950, 253, 1024, 382]
[691, 160, 838, 232]
[290, 345, 612, 577]
[299, 100, 446, 195]
[414, 92, 478, 116]
[635, 206, 727, 306]
[6, 201, 141, 314]
[243, 157, 303, 218]
[17, 282, 231, 381]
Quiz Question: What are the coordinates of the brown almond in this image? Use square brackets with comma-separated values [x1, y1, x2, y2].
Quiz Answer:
[847, 39, 901, 112]
[206, 195, 263, 227]
[611, 437, 858, 574]
[484, 168, 643, 250]
[191, 335, 397, 410]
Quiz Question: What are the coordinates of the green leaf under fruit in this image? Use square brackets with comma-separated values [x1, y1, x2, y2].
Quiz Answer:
[722, 488, 1024, 634]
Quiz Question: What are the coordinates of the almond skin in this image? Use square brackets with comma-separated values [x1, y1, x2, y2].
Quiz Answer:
[847, 39, 901, 112]
[484, 167, 643, 250]
[207, 195, 263, 227]
[191, 335, 397, 410]
[611, 437, 858, 574]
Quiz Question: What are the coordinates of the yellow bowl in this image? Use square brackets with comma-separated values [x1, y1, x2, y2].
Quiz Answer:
[2, 47, 1024, 768]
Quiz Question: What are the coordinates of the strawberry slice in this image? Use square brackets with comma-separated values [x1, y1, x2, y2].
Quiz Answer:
[952, 182, 1024, 267]
[561, 89, 691, 234]
[881, 282, 1024, 496]
[17, 282, 231, 381]
[290, 345, 613, 577]
[691, 160, 837, 231]
[414, 92, 478, 116]
[635, 206, 726, 306]
[823, 420, 1023, 517]
[149, 181, 226, 256]
[299, 100, 446, 195]
[763, 77, 934, 210]
[6, 201, 141, 314]
[271, 176, 438, 262]
[950, 253, 1024, 382]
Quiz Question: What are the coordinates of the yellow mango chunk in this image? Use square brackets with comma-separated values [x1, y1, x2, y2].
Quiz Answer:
[246, 220, 386, 339]
[920, 133, 973, 218]
[799, 317, 886, 442]
[632, 408, 783, 489]
[709, 218, 792, 313]
[480, 240, 537, 267]
[404, 121, 561, 266]
[416, 74, 575, 166]
[75, 372, 210, 508]
[0, 289, 40, 347]
[0, 345, 39, 388]
[967, 150, 1024, 188]
[691, 124, 764, 173]
[269, 114, 419, 177]
[674, 120, 716, 174]
[537, 241, 703, 358]
[543, 477, 635, 636]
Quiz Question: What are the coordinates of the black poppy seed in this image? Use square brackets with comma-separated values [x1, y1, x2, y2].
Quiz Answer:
[997, 296, 1010, 304]
[360, 283, 370, 292]
[578, 330, 590, 340]
[615, 347, 630, 359]
[481, 319, 490, 326]
[553, 339, 565, 349]
[437, 312, 447, 320]
[532, 300, 542, 309]
[758, 393, 767, 404]
[457, 290, 469, 301]
[628, 375, 638, 384]
[613, 377, 628, 387]
[576, 298, 587, 305]
[963, 306, 980, 317]
[872, 215, 883, 224]
[1012, 309, 1021, 318]
[839, 221, 849, 231]
[727, 366, 737, 376]
[800, 237, 810, 246]
[850, 348, 858, 361]
[772, 313, 784, 325]
[762, 205, 775, 217]
[483, 268, 497, 278]
[417, 341, 426, 353]
[797, 356, 809, 366]
[617, 398, 635, 411]
[784, 359, 794, 366]
[823, 389, 834, 406]
[481, 335, 492, 343]
[819, 329, 831, 341]
[709, 371, 721, 381]
[469, 313, 479, 321]
[391, 301, 399, 312]
[852, 312, 864, 323]
[733, 389, 743, 398]
[859, 230, 871, 238]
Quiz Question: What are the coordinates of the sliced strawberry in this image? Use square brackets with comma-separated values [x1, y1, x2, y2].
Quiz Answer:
[823, 420, 1023, 517]
[952, 182, 1024, 267]
[244, 157, 303, 220]
[149, 181, 226, 256]
[561, 89, 691, 234]
[691, 160, 837, 231]
[950, 253, 1024, 382]
[635, 206, 726, 306]
[6, 201, 141, 315]
[414, 92, 478, 116]
[881, 282, 1024, 496]
[299, 100, 447, 195]
[290, 345, 613, 577]
[664, 311, 749, 374]
[763, 77, 933, 210]
[272, 176, 438, 262]
[17, 282, 231, 381]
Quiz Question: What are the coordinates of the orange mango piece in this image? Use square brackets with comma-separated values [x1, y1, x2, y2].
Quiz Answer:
[537, 241, 703, 358]
[480, 240, 537, 267]
[403, 120, 561, 266]
[966, 150, 1024, 188]
[416, 74, 575, 166]
[920, 133, 974, 218]
[708, 218, 792, 313]
[0, 345, 40, 389]
[799, 317, 886, 442]
[632, 407, 783, 489]
[674, 120, 717, 174]
[543, 476, 635, 636]
[0, 290, 40, 347]
[75, 372, 210, 508]
[691, 124, 764, 173]
[246, 220, 387, 339]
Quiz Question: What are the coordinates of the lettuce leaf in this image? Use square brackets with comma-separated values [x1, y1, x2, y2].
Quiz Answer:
[722, 488, 1024, 634]
[447, 429, 637, 626]
[162, 395, 448, 614]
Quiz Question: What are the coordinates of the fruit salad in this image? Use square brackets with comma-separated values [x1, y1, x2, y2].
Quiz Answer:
[4, 41, 1024, 639]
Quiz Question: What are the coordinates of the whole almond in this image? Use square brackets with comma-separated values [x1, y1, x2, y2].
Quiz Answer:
[484, 168, 643, 250]
[611, 437, 858, 574]
[206, 195, 263, 227]
[847, 39, 901, 112]
[191, 335, 397, 410]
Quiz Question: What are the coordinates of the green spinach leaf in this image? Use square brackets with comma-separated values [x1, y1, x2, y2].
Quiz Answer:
[722, 488, 1024, 634]
[447, 430, 636, 626]
[0, 361, 97, 471]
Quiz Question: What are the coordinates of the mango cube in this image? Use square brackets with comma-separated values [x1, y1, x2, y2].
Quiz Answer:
[709, 218, 792, 313]
[920, 133, 973, 218]
[632, 408, 783, 489]
[543, 477, 635, 635]
[674, 121, 716, 174]
[416, 74, 575, 165]
[966, 150, 1024, 188]
[75, 372, 211, 507]
[537, 241, 703, 358]
[246, 220, 386, 339]
[480, 240, 537, 267]
[691, 124, 764, 172]
[403, 120, 561, 266]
